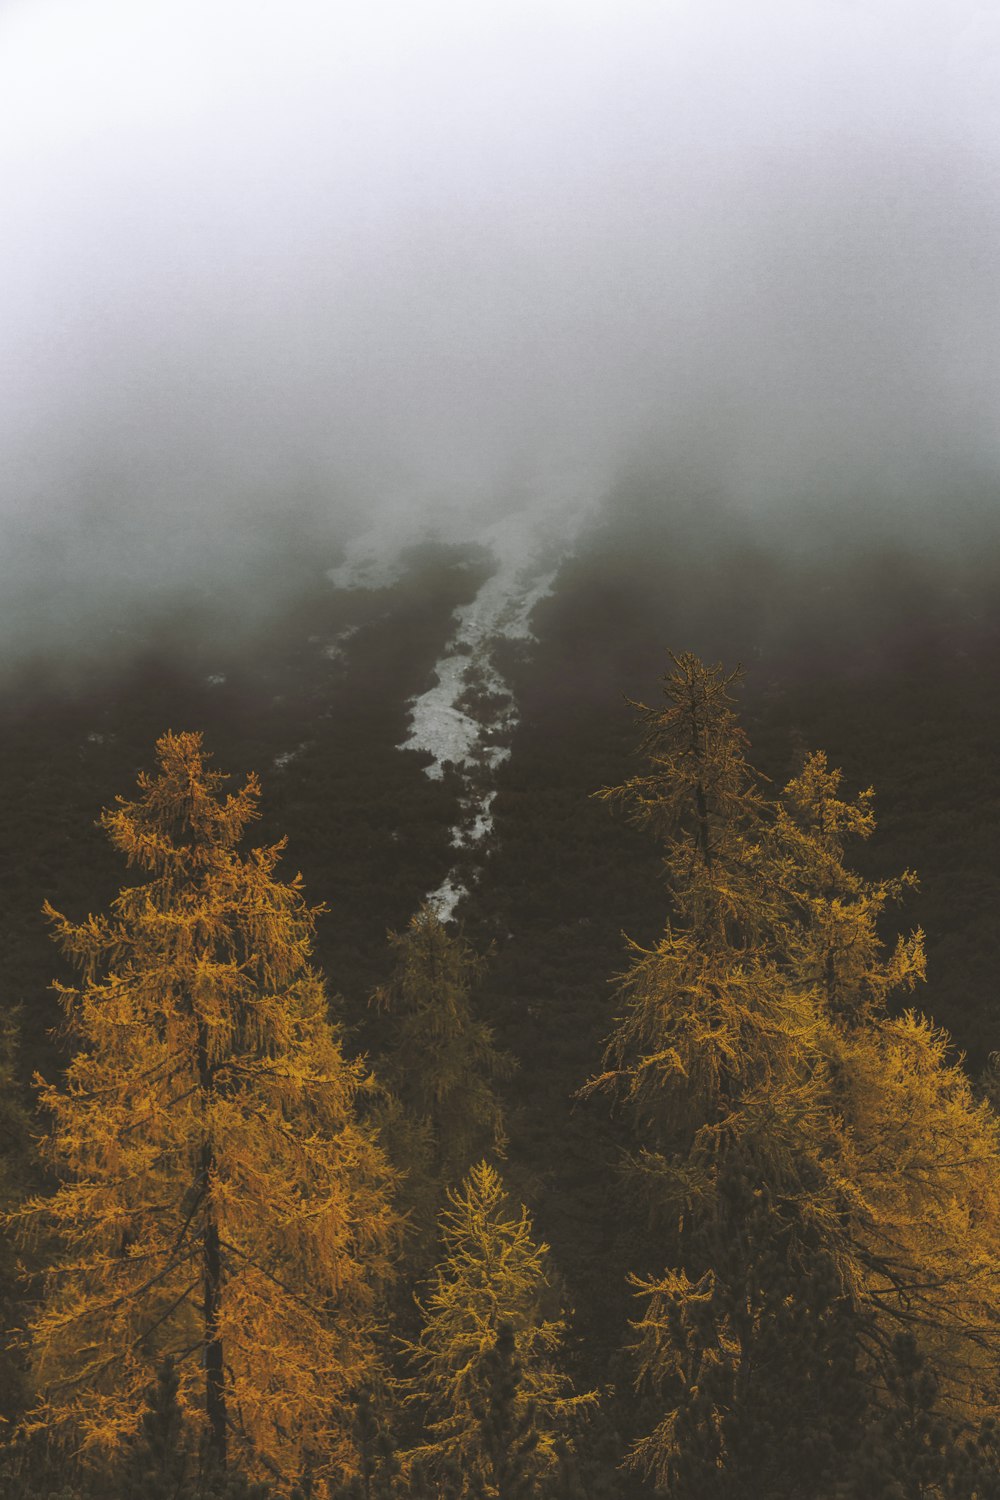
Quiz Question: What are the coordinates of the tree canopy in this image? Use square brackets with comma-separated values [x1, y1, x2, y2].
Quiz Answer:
[404, 1160, 592, 1495]
[590, 653, 1000, 1497]
[372, 906, 511, 1258]
[4, 654, 1000, 1498]
[13, 732, 398, 1493]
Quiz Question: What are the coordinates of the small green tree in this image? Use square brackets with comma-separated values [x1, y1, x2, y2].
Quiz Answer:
[350, 1380, 401, 1500]
[404, 1161, 591, 1495]
[121, 1356, 192, 1500]
[373, 908, 511, 1245]
[472, 1320, 541, 1500]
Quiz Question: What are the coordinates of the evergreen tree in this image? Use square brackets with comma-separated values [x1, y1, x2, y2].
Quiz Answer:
[10, 732, 399, 1493]
[589, 653, 1000, 1497]
[350, 1380, 401, 1500]
[472, 1321, 540, 1500]
[948, 1418, 1000, 1500]
[404, 1161, 591, 1495]
[849, 1332, 954, 1500]
[0, 1429, 83, 1500]
[373, 908, 511, 1250]
[375, 906, 510, 1177]
[121, 1356, 191, 1500]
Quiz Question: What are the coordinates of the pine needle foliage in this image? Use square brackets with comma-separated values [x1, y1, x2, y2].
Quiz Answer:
[378, 906, 511, 1169]
[589, 653, 1000, 1497]
[12, 732, 399, 1492]
[471, 1320, 542, 1500]
[404, 1161, 592, 1495]
[373, 908, 511, 1244]
[120, 1356, 191, 1500]
[0, 1012, 33, 1420]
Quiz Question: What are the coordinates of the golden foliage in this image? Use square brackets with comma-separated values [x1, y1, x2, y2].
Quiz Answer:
[404, 1160, 592, 1490]
[12, 732, 398, 1492]
[591, 654, 1000, 1489]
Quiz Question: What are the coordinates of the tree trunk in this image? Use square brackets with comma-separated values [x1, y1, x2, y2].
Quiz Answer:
[198, 1021, 227, 1471]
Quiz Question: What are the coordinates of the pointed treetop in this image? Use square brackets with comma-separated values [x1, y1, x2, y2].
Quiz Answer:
[100, 731, 262, 875]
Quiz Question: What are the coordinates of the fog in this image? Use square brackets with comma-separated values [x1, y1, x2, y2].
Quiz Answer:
[3, 0, 1000, 661]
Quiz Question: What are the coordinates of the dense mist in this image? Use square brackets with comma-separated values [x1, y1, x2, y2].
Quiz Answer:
[3, 0, 1000, 662]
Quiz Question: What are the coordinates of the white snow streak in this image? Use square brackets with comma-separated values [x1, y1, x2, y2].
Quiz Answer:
[328, 481, 599, 920]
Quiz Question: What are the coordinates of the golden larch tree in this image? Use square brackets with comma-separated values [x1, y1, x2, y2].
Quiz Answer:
[404, 1160, 592, 1495]
[14, 732, 398, 1493]
[590, 653, 1000, 1498]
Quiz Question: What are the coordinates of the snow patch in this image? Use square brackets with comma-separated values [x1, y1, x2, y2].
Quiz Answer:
[326, 493, 432, 592]
[328, 476, 602, 922]
[323, 625, 359, 663]
[273, 743, 309, 770]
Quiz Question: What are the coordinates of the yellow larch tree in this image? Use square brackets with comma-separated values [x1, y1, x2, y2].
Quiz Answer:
[13, 731, 398, 1493]
[589, 653, 1000, 1499]
[404, 1161, 592, 1496]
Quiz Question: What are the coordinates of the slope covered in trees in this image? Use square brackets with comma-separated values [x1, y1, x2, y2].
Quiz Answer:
[587, 654, 1000, 1496]
[3, 520, 1000, 1494]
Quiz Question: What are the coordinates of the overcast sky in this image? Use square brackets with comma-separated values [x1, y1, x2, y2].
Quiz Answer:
[2, 0, 999, 653]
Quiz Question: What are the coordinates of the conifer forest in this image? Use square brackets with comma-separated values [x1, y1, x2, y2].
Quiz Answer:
[5, 522, 1000, 1500]
[6, 2, 1000, 1496]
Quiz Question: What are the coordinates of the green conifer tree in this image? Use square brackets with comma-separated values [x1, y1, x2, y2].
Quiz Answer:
[948, 1418, 1000, 1500]
[350, 1380, 400, 1500]
[373, 908, 511, 1248]
[121, 1356, 191, 1500]
[472, 1320, 540, 1500]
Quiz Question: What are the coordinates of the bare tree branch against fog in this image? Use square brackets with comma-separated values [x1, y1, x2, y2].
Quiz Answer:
[1, 0, 999, 659]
